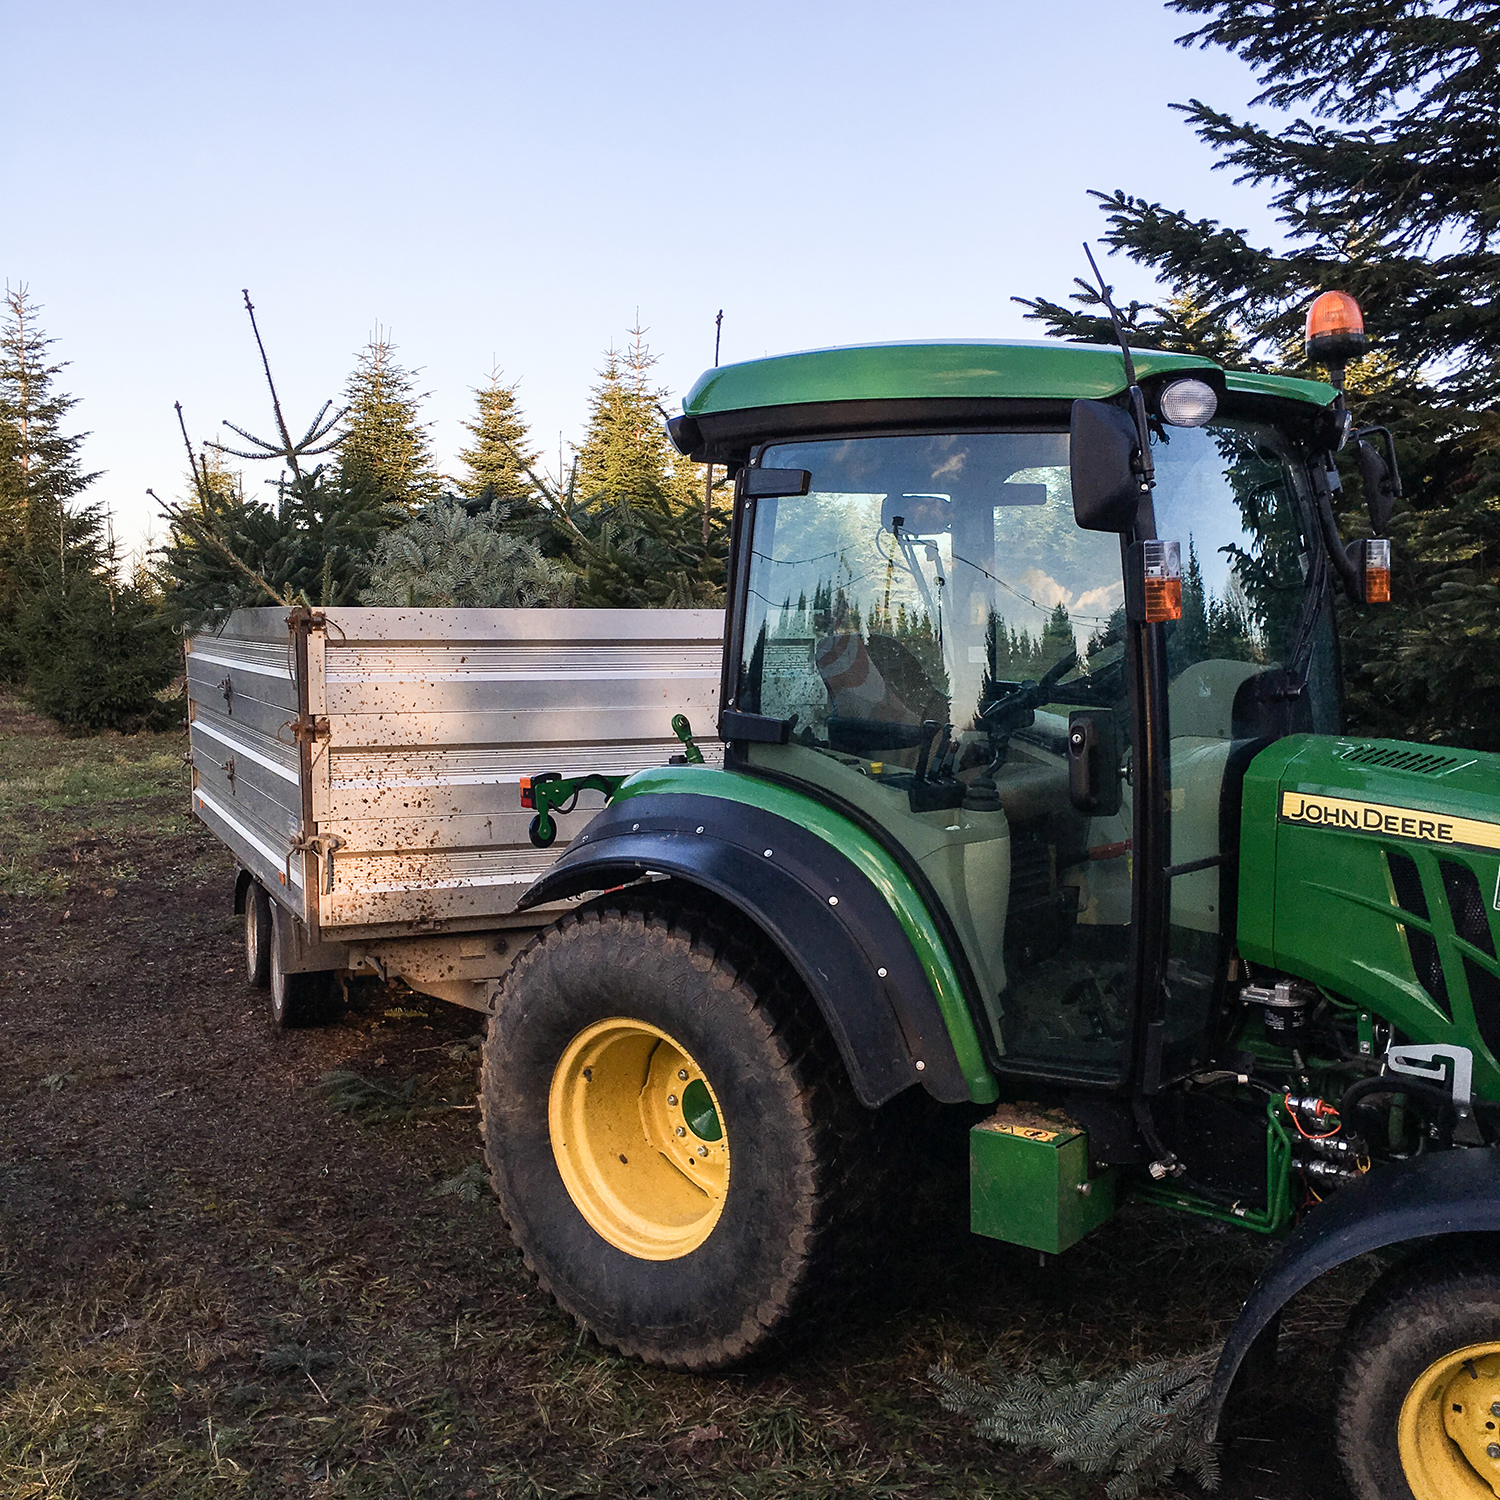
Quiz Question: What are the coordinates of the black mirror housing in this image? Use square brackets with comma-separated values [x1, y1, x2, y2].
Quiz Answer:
[742, 467, 811, 499]
[1355, 433, 1400, 533]
[1070, 400, 1143, 532]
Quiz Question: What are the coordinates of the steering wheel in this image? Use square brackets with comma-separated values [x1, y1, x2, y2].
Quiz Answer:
[976, 650, 1078, 761]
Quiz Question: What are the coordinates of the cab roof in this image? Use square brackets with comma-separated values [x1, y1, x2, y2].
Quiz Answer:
[683, 339, 1336, 417]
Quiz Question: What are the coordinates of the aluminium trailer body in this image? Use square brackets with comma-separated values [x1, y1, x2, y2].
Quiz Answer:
[185, 606, 724, 1010]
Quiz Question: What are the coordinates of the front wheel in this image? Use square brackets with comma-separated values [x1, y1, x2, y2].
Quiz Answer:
[480, 894, 877, 1370]
[1337, 1259, 1500, 1499]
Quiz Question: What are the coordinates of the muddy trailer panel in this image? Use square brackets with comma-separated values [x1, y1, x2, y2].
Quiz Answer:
[187, 606, 725, 1005]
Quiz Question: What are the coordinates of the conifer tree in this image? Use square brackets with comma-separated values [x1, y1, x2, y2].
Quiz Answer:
[0, 285, 105, 679]
[526, 320, 729, 607]
[1021, 1, 1500, 749]
[337, 326, 442, 508]
[161, 295, 401, 627]
[457, 368, 538, 507]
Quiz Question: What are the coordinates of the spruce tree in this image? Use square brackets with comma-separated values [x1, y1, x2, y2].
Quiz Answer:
[574, 325, 685, 509]
[1021, 1, 1500, 749]
[457, 368, 538, 507]
[543, 321, 729, 606]
[337, 326, 442, 508]
[0, 285, 105, 679]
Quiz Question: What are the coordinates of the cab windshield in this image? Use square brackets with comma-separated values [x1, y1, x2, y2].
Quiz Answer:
[737, 422, 1336, 756]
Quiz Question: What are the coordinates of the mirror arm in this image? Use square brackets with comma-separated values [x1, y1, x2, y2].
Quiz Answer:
[1311, 461, 1366, 598]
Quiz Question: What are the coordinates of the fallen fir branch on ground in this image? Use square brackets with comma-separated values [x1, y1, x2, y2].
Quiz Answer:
[931, 1346, 1221, 1498]
[316, 1069, 477, 1126]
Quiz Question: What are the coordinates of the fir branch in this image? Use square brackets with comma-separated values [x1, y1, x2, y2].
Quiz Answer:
[931, 1348, 1221, 1498]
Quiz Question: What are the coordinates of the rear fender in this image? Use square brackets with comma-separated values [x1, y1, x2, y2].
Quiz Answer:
[1209, 1147, 1500, 1433]
[517, 791, 978, 1108]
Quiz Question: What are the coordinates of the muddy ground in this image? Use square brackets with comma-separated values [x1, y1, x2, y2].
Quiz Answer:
[0, 695, 1369, 1498]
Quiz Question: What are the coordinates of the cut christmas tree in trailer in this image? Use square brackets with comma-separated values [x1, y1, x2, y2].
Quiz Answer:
[193, 292, 1499, 1500]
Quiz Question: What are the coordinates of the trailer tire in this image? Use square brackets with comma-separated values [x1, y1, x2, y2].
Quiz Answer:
[480, 892, 883, 1371]
[1337, 1256, 1500, 1500]
[267, 904, 336, 1029]
[244, 881, 272, 988]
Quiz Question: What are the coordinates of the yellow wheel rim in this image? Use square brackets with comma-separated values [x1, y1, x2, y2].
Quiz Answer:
[548, 1018, 730, 1260]
[1399, 1342, 1500, 1499]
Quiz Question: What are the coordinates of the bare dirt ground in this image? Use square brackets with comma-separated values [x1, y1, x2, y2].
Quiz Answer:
[0, 694, 1370, 1499]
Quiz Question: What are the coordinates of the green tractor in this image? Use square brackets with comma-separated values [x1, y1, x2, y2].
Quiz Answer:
[486, 291, 1500, 1500]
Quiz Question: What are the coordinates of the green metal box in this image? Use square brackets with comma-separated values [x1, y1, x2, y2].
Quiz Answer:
[970, 1108, 1118, 1254]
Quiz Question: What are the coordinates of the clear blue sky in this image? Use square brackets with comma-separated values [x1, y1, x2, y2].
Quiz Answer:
[6, 1, 1290, 552]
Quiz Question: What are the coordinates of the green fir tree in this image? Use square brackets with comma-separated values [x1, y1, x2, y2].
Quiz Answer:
[457, 368, 538, 508]
[337, 326, 442, 508]
[0, 284, 106, 680]
[1022, 1, 1500, 748]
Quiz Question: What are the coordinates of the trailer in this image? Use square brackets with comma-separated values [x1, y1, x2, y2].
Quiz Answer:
[185, 606, 723, 1020]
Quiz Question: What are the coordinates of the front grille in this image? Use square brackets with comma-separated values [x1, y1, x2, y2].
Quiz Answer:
[1340, 743, 1464, 776]
[1465, 958, 1500, 1062]
[1441, 859, 1497, 956]
[1405, 926, 1452, 1017]
[1388, 851, 1429, 920]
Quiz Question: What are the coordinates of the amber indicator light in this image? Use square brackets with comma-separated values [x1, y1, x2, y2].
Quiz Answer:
[1140, 540, 1183, 623]
[519, 776, 534, 808]
[1362, 538, 1391, 603]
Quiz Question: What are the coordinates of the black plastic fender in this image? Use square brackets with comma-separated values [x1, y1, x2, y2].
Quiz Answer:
[515, 792, 969, 1108]
[1208, 1146, 1500, 1433]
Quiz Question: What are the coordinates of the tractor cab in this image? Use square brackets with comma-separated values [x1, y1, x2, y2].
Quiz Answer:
[670, 340, 1345, 1096]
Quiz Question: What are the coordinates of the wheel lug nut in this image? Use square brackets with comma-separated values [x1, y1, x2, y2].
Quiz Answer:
[678, 1069, 688, 1080]
[697, 1145, 708, 1157]
[667, 1094, 678, 1107]
[675, 1127, 685, 1137]
[1489, 1443, 1500, 1460]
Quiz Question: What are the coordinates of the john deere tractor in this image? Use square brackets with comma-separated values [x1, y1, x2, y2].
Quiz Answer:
[484, 291, 1500, 1500]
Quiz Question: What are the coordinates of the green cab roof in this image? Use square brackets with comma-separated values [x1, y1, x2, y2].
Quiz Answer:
[683, 339, 1335, 416]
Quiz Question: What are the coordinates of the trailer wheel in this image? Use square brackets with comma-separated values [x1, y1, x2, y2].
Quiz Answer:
[1337, 1257, 1500, 1500]
[244, 881, 272, 988]
[480, 892, 880, 1370]
[267, 904, 336, 1029]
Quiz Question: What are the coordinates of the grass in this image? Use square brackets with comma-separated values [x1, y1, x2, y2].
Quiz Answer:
[0, 694, 212, 899]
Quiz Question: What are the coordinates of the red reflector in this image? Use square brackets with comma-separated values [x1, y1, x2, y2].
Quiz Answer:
[519, 776, 534, 808]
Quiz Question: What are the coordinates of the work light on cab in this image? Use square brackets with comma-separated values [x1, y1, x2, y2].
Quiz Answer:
[1158, 377, 1218, 427]
[1305, 290, 1367, 369]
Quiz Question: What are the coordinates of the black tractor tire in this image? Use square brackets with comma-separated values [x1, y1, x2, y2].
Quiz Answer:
[267, 903, 337, 1029]
[244, 880, 272, 988]
[1337, 1255, 1500, 1500]
[479, 892, 882, 1371]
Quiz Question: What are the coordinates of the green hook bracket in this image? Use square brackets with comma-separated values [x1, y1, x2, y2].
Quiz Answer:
[521, 771, 626, 848]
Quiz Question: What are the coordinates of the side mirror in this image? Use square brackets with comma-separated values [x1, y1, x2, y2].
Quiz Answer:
[1070, 400, 1143, 532]
[1067, 709, 1122, 817]
[741, 467, 811, 499]
[881, 492, 952, 535]
[1354, 431, 1400, 533]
